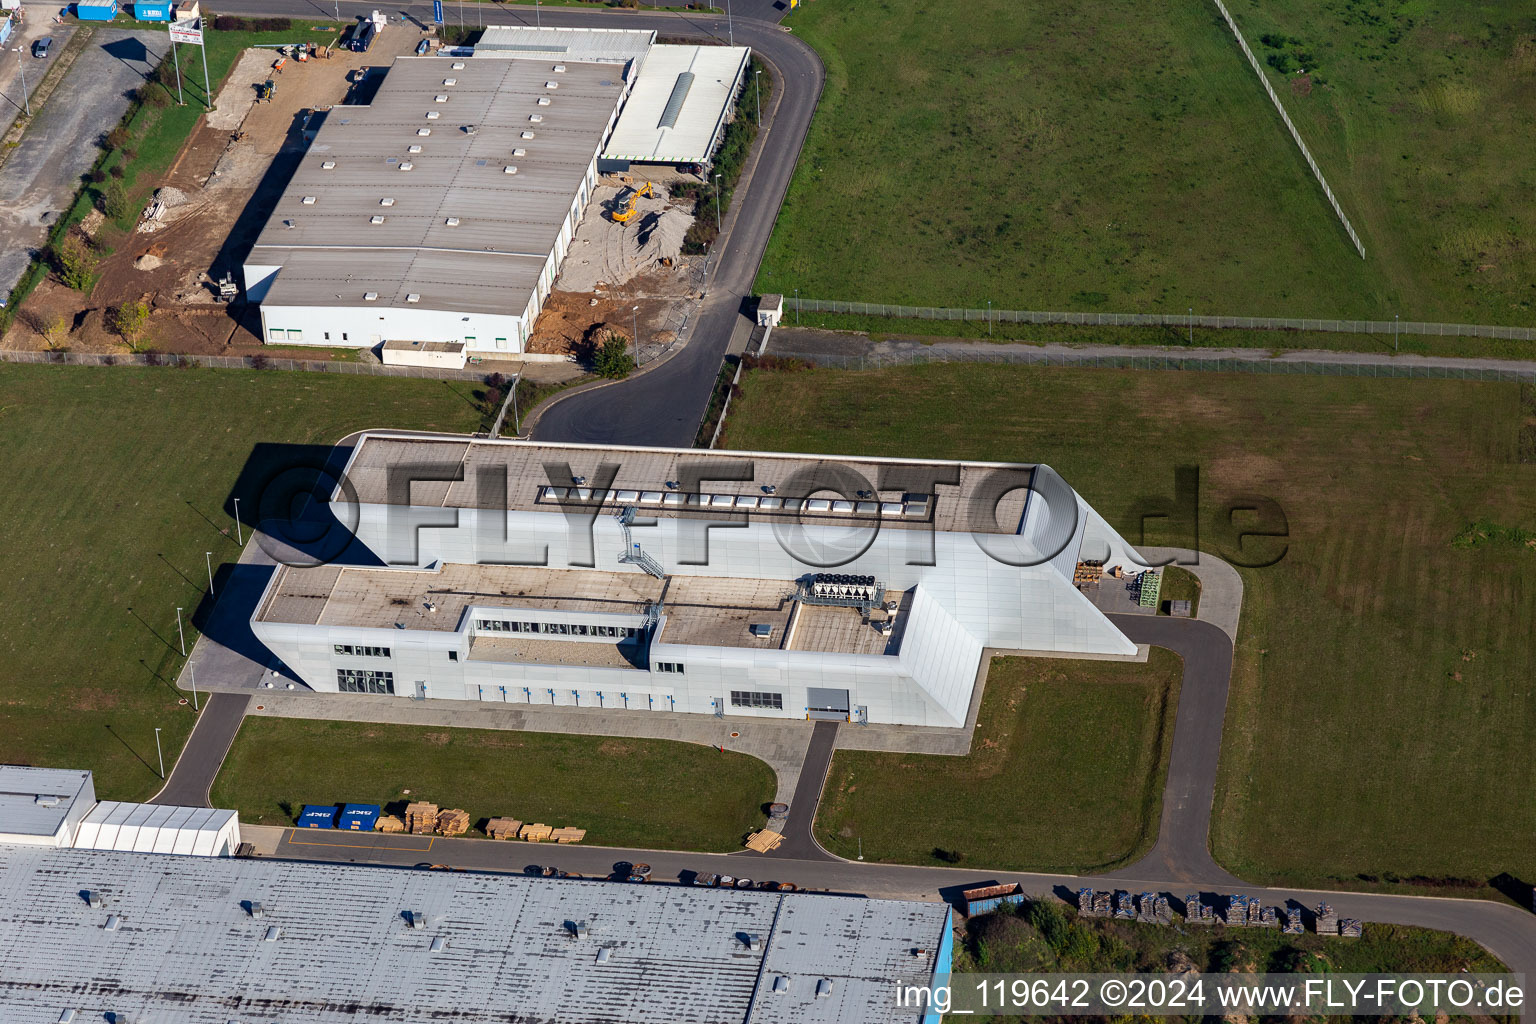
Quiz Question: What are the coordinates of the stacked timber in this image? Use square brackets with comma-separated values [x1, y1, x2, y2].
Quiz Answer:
[404, 802, 439, 835]
[376, 815, 406, 834]
[520, 823, 554, 842]
[1315, 902, 1339, 935]
[486, 817, 523, 840]
[436, 809, 470, 836]
[551, 827, 587, 844]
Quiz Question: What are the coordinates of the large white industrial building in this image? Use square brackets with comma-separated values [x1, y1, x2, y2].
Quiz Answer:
[0, 765, 241, 855]
[251, 437, 1148, 728]
[244, 28, 750, 356]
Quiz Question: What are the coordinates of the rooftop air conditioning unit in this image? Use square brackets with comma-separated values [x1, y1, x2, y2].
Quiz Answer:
[301, 196, 316, 205]
[321, 160, 336, 169]
[407, 144, 422, 154]
[379, 198, 395, 206]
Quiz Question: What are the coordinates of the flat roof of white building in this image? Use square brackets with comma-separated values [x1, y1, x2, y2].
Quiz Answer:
[0, 845, 948, 1023]
[0, 765, 93, 841]
[603, 44, 750, 165]
[337, 436, 1039, 535]
[249, 56, 627, 317]
[73, 802, 240, 857]
[474, 25, 655, 66]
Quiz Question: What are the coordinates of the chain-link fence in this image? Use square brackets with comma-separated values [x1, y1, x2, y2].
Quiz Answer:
[0, 349, 496, 381]
[769, 346, 1536, 381]
[786, 298, 1536, 341]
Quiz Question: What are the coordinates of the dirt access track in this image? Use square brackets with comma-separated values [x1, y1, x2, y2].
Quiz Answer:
[5, 21, 438, 358]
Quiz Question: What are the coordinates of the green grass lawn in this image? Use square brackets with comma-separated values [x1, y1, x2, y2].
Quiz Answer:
[758, 0, 1536, 332]
[724, 364, 1536, 895]
[1227, 1, 1536, 327]
[1159, 566, 1201, 618]
[758, 0, 1385, 319]
[212, 718, 774, 852]
[0, 365, 481, 800]
[816, 651, 1182, 873]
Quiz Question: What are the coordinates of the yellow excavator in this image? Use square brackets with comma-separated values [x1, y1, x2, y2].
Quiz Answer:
[610, 181, 657, 225]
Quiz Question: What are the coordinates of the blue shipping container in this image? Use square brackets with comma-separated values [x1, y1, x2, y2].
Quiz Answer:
[75, 0, 119, 21]
[297, 804, 338, 829]
[133, 2, 172, 20]
[338, 804, 381, 831]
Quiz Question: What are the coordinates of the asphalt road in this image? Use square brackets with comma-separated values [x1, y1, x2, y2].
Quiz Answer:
[265, 827, 1536, 978]
[150, 692, 251, 807]
[761, 719, 837, 860]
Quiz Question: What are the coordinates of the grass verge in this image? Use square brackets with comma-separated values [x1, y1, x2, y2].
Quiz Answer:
[1159, 566, 1200, 618]
[724, 363, 1536, 897]
[0, 364, 482, 800]
[816, 651, 1182, 873]
[212, 717, 774, 852]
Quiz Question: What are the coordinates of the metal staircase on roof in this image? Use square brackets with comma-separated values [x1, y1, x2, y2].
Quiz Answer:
[615, 507, 666, 580]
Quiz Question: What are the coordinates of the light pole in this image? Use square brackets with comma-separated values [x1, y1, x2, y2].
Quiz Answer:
[1394, 312, 1399, 352]
[154, 727, 165, 780]
[535, 0, 541, 28]
[334, 0, 340, 21]
[13, 46, 30, 118]
[205, 551, 215, 598]
[1188, 307, 1193, 344]
[632, 304, 641, 366]
[232, 497, 243, 546]
[713, 173, 722, 235]
[176, 607, 186, 657]
[726, 0, 734, 47]
[987, 299, 992, 336]
[510, 370, 521, 436]
[857, 837, 863, 861]
[794, 287, 799, 325]
[754, 68, 761, 129]
[189, 662, 199, 711]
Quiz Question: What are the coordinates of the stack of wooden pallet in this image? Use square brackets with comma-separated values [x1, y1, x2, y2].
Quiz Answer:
[549, 827, 586, 844]
[436, 808, 471, 836]
[376, 815, 406, 834]
[486, 817, 523, 840]
[744, 829, 784, 853]
[404, 802, 439, 835]
[520, 823, 554, 842]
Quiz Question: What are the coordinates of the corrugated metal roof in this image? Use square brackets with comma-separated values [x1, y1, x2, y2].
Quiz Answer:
[474, 25, 655, 67]
[250, 56, 626, 316]
[0, 846, 946, 1023]
[0, 766, 93, 840]
[72, 802, 240, 856]
[603, 45, 750, 165]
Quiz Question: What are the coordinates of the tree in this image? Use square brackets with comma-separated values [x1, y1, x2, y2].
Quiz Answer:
[51, 236, 99, 292]
[41, 314, 69, 351]
[592, 331, 635, 379]
[109, 300, 151, 351]
[100, 181, 132, 221]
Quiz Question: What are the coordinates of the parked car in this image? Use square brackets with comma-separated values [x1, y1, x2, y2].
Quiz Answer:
[32, 37, 53, 59]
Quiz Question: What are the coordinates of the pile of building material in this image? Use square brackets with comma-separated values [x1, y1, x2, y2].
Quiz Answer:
[1315, 902, 1338, 934]
[1136, 892, 1172, 924]
[376, 815, 406, 834]
[1281, 904, 1305, 934]
[1184, 894, 1215, 924]
[486, 817, 523, 840]
[520, 823, 554, 842]
[1113, 891, 1135, 920]
[550, 827, 587, 844]
[1137, 568, 1162, 608]
[404, 802, 438, 835]
[744, 829, 784, 854]
[1073, 560, 1104, 587]
[436, 809, 470, 836]
[1076, 888, 1114, 918]
[1338, 918, 1363, 938]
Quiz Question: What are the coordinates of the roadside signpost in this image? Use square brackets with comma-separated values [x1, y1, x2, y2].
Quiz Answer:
[168, 16, 211, 111]
[433, 0, 444, 26]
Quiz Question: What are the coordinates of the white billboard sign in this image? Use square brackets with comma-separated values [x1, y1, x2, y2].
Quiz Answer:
[169, 18, 203, 45]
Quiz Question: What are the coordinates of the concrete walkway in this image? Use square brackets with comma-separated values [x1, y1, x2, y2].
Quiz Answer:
[1136, 546, 1244, 642]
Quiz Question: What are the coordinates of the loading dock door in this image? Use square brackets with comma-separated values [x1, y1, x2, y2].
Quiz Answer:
[806, 687, 850, 722]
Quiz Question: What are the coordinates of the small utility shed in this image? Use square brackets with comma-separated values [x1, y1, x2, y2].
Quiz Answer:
[381, 338, 468, 369]
[601, 44, 750, 171]
[73, 802, 241, 856]
[132, 0, 171, 20]
[297, 804, 338, 829]
[75, 0, 119, 20]
[0, 765, 95, 847]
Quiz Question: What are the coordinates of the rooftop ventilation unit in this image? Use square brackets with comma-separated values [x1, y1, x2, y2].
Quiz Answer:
[545, 80, 559, 89]
[380, 198, 395, 206]
[503, 165, 518, 174]
[417, 128, 431, 136]
[364, 292, 379, 301]
[103, 915, 121, 931]
[34, 793, 61, 806]
[521, 131, 535, 140]
[248, 901, 264, 919]
[528, 114, 544, 123]
[435, 94, 448, 103]
[564, 920, 589, 938]
[58, 1010, 77, 1023]
[301, 196, 316, 205]
[595, 947, 611, 964]
[399, 162, 414, 171]
[552, 64, 566, 72]
[425, 111, 440, 120]
[406, 293, 421, 304]
[445, 217, 460, 226]
[407, 911, 426, 930]
[451, 62, 465, 69]
[429, 935, 447, 953]
[407, 144, 422, 154]
[321, 159, 336, 169]
[463, 124, 478, 135]
[537, 96, 551, 106]
[84, 891, 103, 909]
[370, 216, 386, 224]
[262, 926, 280, 942]
[803, 573, 881, 608]
[771, 977, 789, 994]
[816, 979, 833, 999]
[741, 933, 763, 950]
[513, 147, 527, 157]
[442, 77, 457, 86]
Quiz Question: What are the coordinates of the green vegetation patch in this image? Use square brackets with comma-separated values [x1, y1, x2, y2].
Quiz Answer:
[815, 651, 1182, 873]
[725, 362, 1536, 894]
[758, 0, 1385, 318]
[0, 365, 481, 800]
[212, 718, 774, 852]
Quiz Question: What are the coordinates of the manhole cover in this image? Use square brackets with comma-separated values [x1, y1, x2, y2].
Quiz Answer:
[178, 698, 188, 705]
[729, 732, 740, 738]
[254, 705, 264, 711]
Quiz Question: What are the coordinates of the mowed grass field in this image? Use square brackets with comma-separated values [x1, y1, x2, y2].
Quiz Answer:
[1229, 0, 1536, 326]
[759, 0, 1386, 317]
[0, 366, 481, 800]
[817, 651, 1182, 873]
[213, 719, 774, 852]
[723, 365, 1536, 892]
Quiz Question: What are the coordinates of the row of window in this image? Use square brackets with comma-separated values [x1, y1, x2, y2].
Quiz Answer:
[337, 668, 394, 695]
[477, 619, 639, 640]
[654, 662, 686, 675]
[730, 690, 783, 710]
[334, 644, 390, 658]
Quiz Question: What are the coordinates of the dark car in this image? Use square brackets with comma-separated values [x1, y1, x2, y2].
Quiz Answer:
[32, 37, 53, 59]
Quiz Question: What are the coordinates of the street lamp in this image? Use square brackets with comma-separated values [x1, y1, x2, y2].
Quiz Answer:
[154, 727, 165, 779]
[987, 299, 992, 336]
[176, 607, 186, 657]
[1394, 312, 1399, 352]
[189, 662, 199, 712]
[13, 46, 30, 118]
[726, 0, 734, 47]
[754, 69, 762, 129]
[205, 551, 215, 598]
[713, 173, 722, 234]
[232, 497, 243, 546]
[794, 287, 799, 325]
[1188, 307, 1193, 344]
[632, 305, 641, 366]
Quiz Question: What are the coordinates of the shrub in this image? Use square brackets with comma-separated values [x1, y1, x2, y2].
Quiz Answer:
[87, 168, 107, 184]
[105, 127, 131, 150]
[109, 300, 151, 350]
[140, 84, 171, 109]
[100, 181, 132, 221]
[50, 236, 98, 292]
[591, 331, 635, 379]
[931, 847, 964, 864]
[249, 353, 270, 371]
[107, 165, 125, 179]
